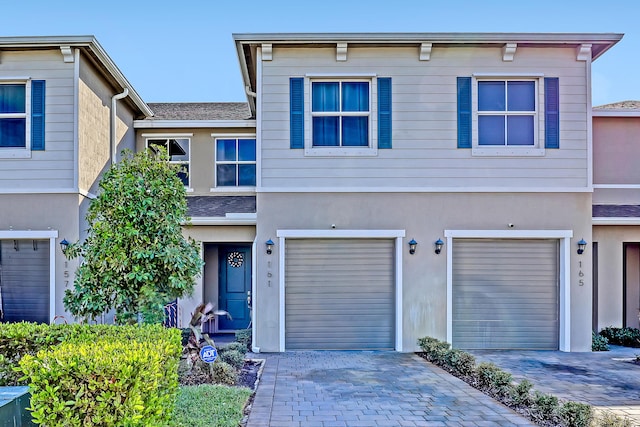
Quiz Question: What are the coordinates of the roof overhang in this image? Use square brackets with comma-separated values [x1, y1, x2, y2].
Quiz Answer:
[0, 36, 152, 118]
[234, 32, 623, 116]
[134, 119, 257, 129]
[592, 110, 640, 117]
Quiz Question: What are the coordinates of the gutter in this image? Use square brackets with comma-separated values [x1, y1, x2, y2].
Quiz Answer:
[111, 88, 129, 165]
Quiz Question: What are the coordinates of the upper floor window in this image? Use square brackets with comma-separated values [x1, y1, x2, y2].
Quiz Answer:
[215, 137, 256, 187]
[147, 137, 190, 187]
[0, 84, 27, 149]
[477, 80, 537, 147]
[311, 81, 370, 147]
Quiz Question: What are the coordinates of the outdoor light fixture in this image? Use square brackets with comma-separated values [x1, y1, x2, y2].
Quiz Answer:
[435, 238, 444, 255]
[60, 238, 69, 254]
[408, 239, 418, 255]
[577, 239, 587, 255]
[265, 239, 274, 255]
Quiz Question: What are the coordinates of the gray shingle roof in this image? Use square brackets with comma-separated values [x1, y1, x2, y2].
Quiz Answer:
[593, 205, 640, 218]
[593, 100, 640, 110]
[147, 103, 253, 121]
[187, 196, 256, 217]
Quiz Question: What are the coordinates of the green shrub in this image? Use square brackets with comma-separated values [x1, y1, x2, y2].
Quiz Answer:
[444, 349, 476, 377]
[599, 327, 640, 348]
[19, 334, 180, 427]
[531, 391, 560, 423]
[510, 379, 534, 407]
[220, 341, 248, 354]
[592, 331, 610, 351]
[475, 362, 513, 397]
[219, 349, 245, 370]
[593, 411, 633, 427]
[211, 361, 239, 386]
[417, 336, 451, 364]
[558, 401, 592, 427]
[234, 329, 252, 350]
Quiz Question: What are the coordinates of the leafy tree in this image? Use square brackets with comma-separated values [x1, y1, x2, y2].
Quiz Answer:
[64, 149, 203, 324]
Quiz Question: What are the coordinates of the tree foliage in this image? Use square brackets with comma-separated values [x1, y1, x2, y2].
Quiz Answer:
[64, 149, 203, 324]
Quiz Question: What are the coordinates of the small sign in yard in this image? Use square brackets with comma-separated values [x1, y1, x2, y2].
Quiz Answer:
[200, 345, 218, 364]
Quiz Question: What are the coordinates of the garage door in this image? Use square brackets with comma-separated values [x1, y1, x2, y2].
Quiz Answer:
[452, 239, 559, 350]
[285, 238, 395, 350]
[0, 239, 50, 323]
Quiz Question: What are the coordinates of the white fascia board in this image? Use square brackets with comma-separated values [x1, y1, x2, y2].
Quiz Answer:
[592, 110, 640, 117]
[257, 186, 593, 193]
[185, 216, 257, 226]
[0, 230, 58, 238]
[134, 120, 257, 129]
[277, 229, 405, 238]
[444, 229, 573, 239]
[0, 188, 78, 194]
[592, 218, 640, 225]
[593, 184, 640, 189]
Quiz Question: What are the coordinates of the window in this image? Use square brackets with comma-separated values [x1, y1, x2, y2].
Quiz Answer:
[147, 138, 190, 187]
[478, 80, 536, 146]
[311, 81, 370, 147]
[215, 137, 256, 187]
[0, 84, 27, 148]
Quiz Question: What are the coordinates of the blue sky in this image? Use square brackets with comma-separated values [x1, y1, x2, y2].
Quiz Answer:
[2, 0, 638, 106]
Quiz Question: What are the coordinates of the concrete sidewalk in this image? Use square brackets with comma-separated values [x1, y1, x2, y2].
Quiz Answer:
[246, 351, 534, 427]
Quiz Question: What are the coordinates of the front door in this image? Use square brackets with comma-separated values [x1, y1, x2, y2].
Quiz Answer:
[624, 243, 640, 329]
[218, 246, 251, 331]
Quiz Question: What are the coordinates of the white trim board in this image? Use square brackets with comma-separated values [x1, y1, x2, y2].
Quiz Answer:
[258, 187, 593, 193]
[277, 229, 406, 352]
[444, 229, 573, 352]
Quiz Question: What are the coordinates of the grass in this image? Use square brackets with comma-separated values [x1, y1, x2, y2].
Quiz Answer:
[170, 384, 253, 427]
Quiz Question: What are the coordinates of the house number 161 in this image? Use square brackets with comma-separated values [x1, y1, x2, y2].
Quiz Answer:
[578, 261, 584, 286]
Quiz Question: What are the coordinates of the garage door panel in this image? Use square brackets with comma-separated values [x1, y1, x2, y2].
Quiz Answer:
[453, 239, 559, 350]
[285, 238, 395, 350]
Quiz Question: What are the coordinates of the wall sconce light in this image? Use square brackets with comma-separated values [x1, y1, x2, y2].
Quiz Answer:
[408, 239, 418, 255]
[265, 239, 274, 255]
[435, 238, 444, 255]
[60, 239, 69, 254]
[577, 239, 587, 255]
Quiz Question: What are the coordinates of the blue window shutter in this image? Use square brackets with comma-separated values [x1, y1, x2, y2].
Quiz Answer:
[31, 80, 46, 151]
[290, 77, 304, 149]
[545, 77, 559, 149]
[457, 77, 472, 148]
[378, 77, 392, 149]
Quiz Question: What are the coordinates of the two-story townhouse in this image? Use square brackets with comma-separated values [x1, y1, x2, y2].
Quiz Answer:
[592, 101, 640, 331]
[233, 32, 622, 353]
[0, 36, 151, 324]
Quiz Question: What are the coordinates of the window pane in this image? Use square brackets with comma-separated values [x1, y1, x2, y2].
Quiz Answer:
[217, 139, 237, 161]
[0, 118, 26, 147]
[312, 82, 339, 112]
[0, 85, 26, 114]
[313, 116, 339, 146]
[507, 116, 535, 145]
[148, 139, 167, 155]
[176, 164, 189, 186]
[217, 164, 237, 186]
[342, 116, 368, 146]
[478, 115, 505, 145]
[478, 81, 505, 111]
[238, 164, 256, 186]
[508, 81, 535, 111]
[168, 139, 189, 161]
[342, 82, 369, 112]
[238, 139, 256, 161]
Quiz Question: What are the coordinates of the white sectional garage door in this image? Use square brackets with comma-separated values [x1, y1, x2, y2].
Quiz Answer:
[284, 238, 395, 350]
[452, 239, 559, 350]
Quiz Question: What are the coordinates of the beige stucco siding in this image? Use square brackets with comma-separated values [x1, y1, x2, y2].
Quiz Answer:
[255, 192, 593, 352]
[78, 54, 136, 195]
[260, 46, 589, 189]
[0, 50, 75, 190]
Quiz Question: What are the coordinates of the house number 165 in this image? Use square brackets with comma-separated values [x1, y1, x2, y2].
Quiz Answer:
[578, 261, 584, 286]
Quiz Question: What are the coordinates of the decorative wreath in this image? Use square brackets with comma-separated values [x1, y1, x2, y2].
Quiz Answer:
[227, 251, 244, 268]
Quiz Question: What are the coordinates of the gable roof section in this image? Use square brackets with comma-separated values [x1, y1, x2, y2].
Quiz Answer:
[593, 100, 640, 117]
[234, 32, 624, 116]
[0, 35, 152, 118]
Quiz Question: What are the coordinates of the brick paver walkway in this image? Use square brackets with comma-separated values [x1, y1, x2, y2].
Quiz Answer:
[246, 351, 534, 427]
[470, 345, 640, 425]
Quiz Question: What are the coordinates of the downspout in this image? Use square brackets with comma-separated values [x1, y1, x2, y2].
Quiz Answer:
[110, 88, 129, 165]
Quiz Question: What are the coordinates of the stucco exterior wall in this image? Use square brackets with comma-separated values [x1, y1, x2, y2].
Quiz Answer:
[254, 192, 593, 352]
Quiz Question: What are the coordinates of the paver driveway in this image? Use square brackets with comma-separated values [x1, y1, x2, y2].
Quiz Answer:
[246, 351, 534, 427]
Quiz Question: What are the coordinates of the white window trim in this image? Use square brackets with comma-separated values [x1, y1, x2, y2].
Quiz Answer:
[0, 79, 32, 159]
[444, 229, 572, 352]
[304, 77, 378, 157]
[211, 134, 257, 190]
[145, 136, 191, 189]
[472, 77, 545, 157]
[276, 229, 405, 352]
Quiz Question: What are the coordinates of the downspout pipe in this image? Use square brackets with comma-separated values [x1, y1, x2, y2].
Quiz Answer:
[111, 88, 129, 165]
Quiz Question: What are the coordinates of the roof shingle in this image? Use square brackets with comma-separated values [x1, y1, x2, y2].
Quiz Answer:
[187, 196, 256, 218]
[593, 205, 640, 218]
[593, 100, 640, 110]
[147, 102, 253, 121]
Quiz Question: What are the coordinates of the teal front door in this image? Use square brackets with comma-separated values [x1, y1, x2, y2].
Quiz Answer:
[218, 246, 251, 331]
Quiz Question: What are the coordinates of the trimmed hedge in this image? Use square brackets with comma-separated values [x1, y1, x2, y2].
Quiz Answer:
[599, 327, 640, 348]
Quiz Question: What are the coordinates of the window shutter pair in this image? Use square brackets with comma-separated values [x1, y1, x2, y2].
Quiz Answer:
[289, 77, 392, 149]
[456, 76, 560, 149]
[31, 80, 46, 151]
